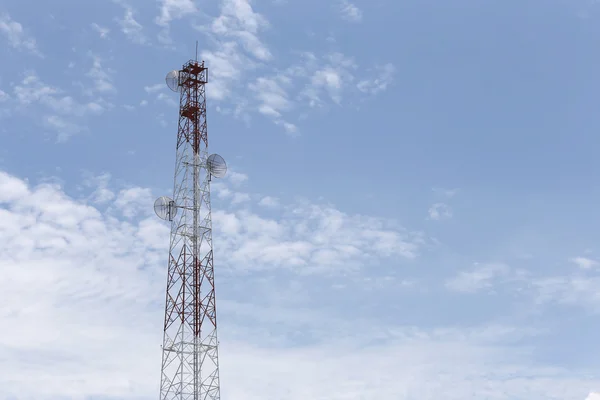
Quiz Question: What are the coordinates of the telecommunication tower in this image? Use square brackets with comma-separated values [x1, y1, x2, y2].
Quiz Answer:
[153, 57, 227, 400]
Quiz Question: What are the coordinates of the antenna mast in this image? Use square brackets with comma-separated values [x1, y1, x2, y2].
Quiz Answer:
[156, 57, 227, 400]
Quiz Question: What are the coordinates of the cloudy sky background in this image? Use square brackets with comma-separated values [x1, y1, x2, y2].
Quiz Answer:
[1, 0, 600, 399]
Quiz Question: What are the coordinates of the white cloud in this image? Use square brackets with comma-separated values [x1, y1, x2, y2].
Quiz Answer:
[144, 83, 164, 93]
[82, 172, 115, 204]
[433, 187, 459, 198]
[276, 120, 298, 134]
[228, 171, 248, 185]
[156, 92, 178, 106]
[199, 0, 270, 101]
[231, 192, 251, 204]
[339, 0, 363, 22]
[571, 256, 598, 269]
[211, 0, 271, 61]
[86, 55, 116, 94]
[446, 263, 511, 293]
[587, 392, 600, 400]
[14, 74, 55, 104]
[218, 326, 598, 400]
[0, 171, 28, 201]
[91, 23, 110, 38]
[357, 63, 395, 95]
[0, 13, 41, 56]
[0, 89, 8, 102]
[118, 8, 146, 44]
[113, 187, 154, 218]
[247, 74, 298, 133]
[192, 3, 389, 132]
[201, 41, 250, 100]
[444, 259, 600, 312]
[428, 202, 452, 220]
[249, 76, 292, 118]
[43, 115, 84, 142]
[14, 74, 104, 117]
[213, 201, 422, 273]
[533, 275, 600, 311]
[287, 52, 393, 111]
[144, 83, 178, 106]
[11, 72, 106, 140]
[212, 182, 233, 199]
[302, 52, 356, 106]
[0, 169, 597, 399]
[156, 0, 197, 27]
[0, 170, 167, 398]
[259, 196, 279, 208]
[527, 257, 600, 310]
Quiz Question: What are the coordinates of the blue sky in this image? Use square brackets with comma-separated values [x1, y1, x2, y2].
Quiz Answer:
[1, 0, 600, 399]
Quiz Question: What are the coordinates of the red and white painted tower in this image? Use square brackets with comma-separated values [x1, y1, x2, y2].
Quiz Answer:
[153, 56, 227, 400]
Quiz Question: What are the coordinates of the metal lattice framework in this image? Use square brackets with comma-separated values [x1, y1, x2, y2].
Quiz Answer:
[159, 60, 221, 400]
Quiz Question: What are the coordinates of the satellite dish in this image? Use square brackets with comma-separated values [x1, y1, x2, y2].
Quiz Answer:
[154, 196, 177, 221]
[207, 154, 227, 178]
[165, 70, 180, 92]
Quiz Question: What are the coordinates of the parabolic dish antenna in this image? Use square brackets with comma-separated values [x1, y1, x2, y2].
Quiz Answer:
[165, 70, 180, 92]
[207, 154, 227, 178]
[154, 196, 177, 221]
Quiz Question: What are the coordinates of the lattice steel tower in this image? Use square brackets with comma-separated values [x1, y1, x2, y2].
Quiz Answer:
[153, 57, 227, 400]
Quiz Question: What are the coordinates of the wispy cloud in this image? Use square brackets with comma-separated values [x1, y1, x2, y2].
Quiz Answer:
[248, 75, 297, 133]
[428, 202, 452, 220]
[432, 187, 459, 198]
[84, 54, 116, 95]
[258, 196, 279, 208]
[446, 263, 511, 293]
[11, 71, 107, 141]
[144, 83, 164, 93]
[91, 23, 110, 38]
[155, 0, 197, 43]
[212, 203, 422, 273]
[156, 0, 197, 27]
[533, 274, 600, 311]
[338, 0, 363, 22]
[43, 115, 85, 141]
[211, 0, 272, 61]
[228, 171, 249, 185]
[288, 52, 395, 111]
[82, 172, 116, 204]
[357, 63, 395, 95]
[201, 41, 250, 100]
[118, 7, 146, 44]
[240, 50, 393, 132]
[198, 0, 271, 101]
[298, 52, 357, 106]
[143, 83, 178, 106]
[446, 259, 600, 314]
[0, 13, 42, 56]
[570, 256, 598, 269]
[185, 1, 392, 133]
[249, 76, 291, 118]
